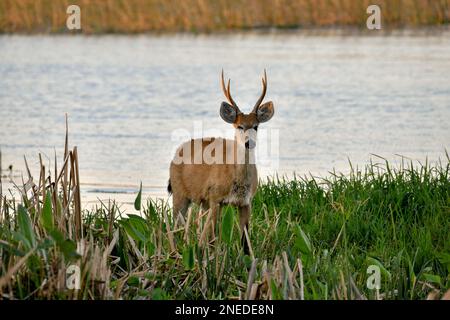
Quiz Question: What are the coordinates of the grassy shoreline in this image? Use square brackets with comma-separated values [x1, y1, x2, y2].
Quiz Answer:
[1, 0, 449, 34]
[0, 138, 449, 299]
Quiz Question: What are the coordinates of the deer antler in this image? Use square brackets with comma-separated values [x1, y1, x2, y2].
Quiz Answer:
[251, 69, 267, 113]
[221, 70, 240, 111]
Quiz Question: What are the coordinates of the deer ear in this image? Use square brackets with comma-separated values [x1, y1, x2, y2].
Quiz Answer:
[256, 101, 274, 123]
[220, 101, 238, 123]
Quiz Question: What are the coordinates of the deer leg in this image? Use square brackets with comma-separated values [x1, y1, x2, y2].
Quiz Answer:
[209, 201, 220, 240]
[173, 194, 190, 224]
[200, 200, 209, 212]
[238, 205, 251, 255]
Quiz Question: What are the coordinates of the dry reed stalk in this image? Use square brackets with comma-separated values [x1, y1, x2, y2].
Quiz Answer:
[282, 251, 296, 299]
[62, 114, 69, 210]
[97, 229, 119, 298]
[37, 153, 45, 219]
[126, 232, 145, 264]
[296, 257, 304, 300]
[199, 208, 213, 246]
[349, 275, 367, 300]
[3, 197, 9, 229]
[183, 207, 193, 243]
[201, 247, 208, 296]
[52, 149, 58, 218]
[339, 270, 348, 300]
[107, 200, 115, 243]
[245, 258, 258, 300]
[55, 153, 70, 185]
[259, 259, 269, 299]
[61, 185, 77, 220]
[249, 283, 259, 300]
[243, 225, 254, 260]
[215, 249, 227, 289]
[73, 147, 82, 240]
[163, 207, 176, 253]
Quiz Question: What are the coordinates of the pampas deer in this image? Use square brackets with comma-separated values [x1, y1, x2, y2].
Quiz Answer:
[168, 70, 275, 252]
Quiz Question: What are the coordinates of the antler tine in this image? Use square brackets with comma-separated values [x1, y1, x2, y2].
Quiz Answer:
[252, 69, 267, 113]
[221, 69, 238, 107]
[221, 69, 228, 99]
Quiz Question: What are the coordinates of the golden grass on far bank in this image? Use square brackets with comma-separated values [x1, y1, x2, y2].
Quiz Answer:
[0, 0, 449, 34]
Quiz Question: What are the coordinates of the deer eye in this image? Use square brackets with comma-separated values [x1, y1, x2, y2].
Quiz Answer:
[237, 126, 244, 130]
[253, 126, 258, 131]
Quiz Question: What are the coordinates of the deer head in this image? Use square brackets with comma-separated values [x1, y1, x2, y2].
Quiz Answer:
[219, 70, 275, 149]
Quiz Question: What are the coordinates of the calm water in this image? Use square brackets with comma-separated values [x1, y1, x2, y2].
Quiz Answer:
[1, 32, 449, 209]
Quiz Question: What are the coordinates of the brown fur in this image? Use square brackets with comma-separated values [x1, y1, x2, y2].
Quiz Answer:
[169, 137, 257, 239]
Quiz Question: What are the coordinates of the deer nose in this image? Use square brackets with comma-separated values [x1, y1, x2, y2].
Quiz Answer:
[245, 139, 256, 149]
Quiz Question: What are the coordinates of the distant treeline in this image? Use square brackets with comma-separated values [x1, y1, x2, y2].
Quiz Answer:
[1, 0, 449, 33]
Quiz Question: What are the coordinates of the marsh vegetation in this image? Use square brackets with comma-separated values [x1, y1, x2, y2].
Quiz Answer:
[0, 130, 448, 300]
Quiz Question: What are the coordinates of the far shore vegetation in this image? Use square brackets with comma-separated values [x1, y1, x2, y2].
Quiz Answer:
[1, 0, 449, 34]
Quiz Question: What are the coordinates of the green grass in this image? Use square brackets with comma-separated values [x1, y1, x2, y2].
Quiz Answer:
[0, 151, 449, 300]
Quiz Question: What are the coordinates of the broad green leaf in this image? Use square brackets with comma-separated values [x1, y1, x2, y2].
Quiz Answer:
[17, 205, 36, 250]
[422, 273, 442, 285]
[60, 239, 79, 260]
[41, 191, 53, 232]
[127, 214, 149, 236]
[294, 225, 312, 256]
[437, 252, 450, 273]
[366, 257, 391, 279]
[12, 231, 32, 250]
[182, 245, 195, 270]
[134, 182, 142, 211]
[127, 214, 147, 223]
[119, 219, 147, 243]
[49, 229, 80, 261]
[221, 207, 234, 245]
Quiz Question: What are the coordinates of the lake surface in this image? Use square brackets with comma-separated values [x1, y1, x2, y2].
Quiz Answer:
[1, 31, 449, 210]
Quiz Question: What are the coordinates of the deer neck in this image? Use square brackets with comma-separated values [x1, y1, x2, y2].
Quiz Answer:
[233, 140, 255, 184]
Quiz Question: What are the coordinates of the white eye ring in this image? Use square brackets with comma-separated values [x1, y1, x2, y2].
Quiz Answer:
[237, 126, 244, 131]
